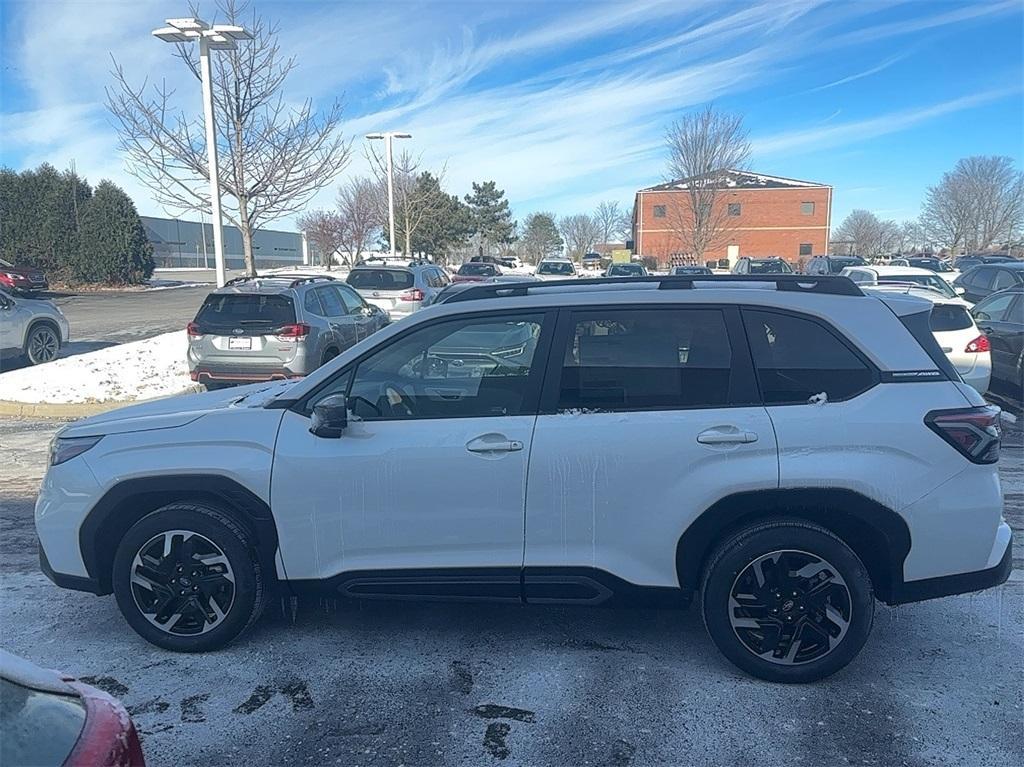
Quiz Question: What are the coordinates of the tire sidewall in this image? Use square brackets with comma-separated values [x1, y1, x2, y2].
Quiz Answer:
[26, 324, 58, 365]
[702, 523, 874, 684]
[112, 506, 259, 652]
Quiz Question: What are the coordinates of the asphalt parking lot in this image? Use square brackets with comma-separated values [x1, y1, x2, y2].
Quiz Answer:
[0, 416, 1021, 767]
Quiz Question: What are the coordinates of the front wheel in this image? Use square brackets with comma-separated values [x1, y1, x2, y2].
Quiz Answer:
[701, 519, 873, 683]
[25, 323, 60, 365]
[112, 503, 265, 652]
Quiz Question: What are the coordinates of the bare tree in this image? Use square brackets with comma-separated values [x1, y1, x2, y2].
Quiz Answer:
[592, 201, 630, 252]
[663, 105, 750, 261]
[922, 156, 1024, 254]
[558, 213, 601, 259]
[107, 0, 351, 276]
[337, 176, 380, 263]
[296, 209, 344, 269]
[833, 210, 899, 257]
[895, 220, 926, 254]
[366, 147, 450, 257]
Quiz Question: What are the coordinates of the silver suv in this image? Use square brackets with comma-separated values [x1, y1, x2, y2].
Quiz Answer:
[187, 275, 389, 388]
[0, 287, 69, 366]
[346, 262, 450, 320]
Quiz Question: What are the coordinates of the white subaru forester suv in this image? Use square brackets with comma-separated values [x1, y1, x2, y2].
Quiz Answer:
[37, 275, 1011, 683]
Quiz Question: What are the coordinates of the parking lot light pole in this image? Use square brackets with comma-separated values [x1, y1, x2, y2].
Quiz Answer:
[365, 132, 412, 258]
[152, 18, 252, 287]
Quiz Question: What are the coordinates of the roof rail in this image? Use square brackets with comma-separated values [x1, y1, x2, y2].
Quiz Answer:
[441, 274, 863, 303]
[222, 274, 336, 289]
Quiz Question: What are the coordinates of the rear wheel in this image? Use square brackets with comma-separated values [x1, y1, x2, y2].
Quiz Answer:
[701, 519, 873, 683]
[25, 323, 59, 365]
[112, 503, 265, 652]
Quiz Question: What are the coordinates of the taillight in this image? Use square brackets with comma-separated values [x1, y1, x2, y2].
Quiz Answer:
[964, 335, 989, 353]
[275, 323, 310, 340]
[400, 288, 425, 302]
[925, 405, 1001, 464]
[187, 322, 202, 338]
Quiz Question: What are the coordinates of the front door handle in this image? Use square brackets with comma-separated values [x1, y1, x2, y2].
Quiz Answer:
[697, 428, 758, 445]
[466, 434, 524, 453]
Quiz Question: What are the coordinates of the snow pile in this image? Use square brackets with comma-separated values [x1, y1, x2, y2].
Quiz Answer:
[0, 331, 196, 404]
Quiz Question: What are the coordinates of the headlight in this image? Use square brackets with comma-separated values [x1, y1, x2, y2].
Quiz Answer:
[50, 435, 102, 466]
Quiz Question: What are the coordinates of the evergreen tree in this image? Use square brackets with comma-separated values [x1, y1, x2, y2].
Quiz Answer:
[413, 173, 472, 258]
[519, 212, 563, 263]
[0, 164, 90, 271]
[464, 181, 516, 256]
[75, 181, 154, 284]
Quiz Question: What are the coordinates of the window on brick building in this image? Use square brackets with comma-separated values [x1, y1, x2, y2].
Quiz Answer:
[653, 205, 666, 218]
[799, 243, 813, 256]
[727, 203, 741, 216]
[801, 201, 815, 215]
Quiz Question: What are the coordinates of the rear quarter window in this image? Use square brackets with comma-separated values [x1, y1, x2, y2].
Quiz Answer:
[742, 310, 876, 404]
[930, 305, 973, 332]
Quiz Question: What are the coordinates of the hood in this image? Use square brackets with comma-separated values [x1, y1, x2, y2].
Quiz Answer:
[1, 264, 44, 277]
[61, 380, 296, 438]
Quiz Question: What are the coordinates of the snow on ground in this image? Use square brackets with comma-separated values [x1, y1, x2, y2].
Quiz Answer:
[0, 331, 195, 404]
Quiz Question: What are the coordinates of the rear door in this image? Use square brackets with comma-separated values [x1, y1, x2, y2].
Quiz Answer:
[523, 305, 777, 594]
[973, 292, 1024, 383]
[312, 285, 356, 351]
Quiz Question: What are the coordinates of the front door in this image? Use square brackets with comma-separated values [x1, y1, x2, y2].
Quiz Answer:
[271, 310, 554, 594]
[524, 305, 778, 596]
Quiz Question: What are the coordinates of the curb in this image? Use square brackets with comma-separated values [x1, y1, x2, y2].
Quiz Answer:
[0, 387, 203, 419]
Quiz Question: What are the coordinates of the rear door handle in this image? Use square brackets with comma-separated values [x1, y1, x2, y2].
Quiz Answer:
[697, 428, 758, 445]
[466, 435, 524, 453]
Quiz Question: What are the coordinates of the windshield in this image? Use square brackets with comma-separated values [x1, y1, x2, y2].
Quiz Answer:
[608, 264, 646, 276]
[346, 269, 415, 290]
[749, 260, 793, 274]
[458, 263, 498, 276]
[878, 274, 957, 298]
[537, 261, 575, 275]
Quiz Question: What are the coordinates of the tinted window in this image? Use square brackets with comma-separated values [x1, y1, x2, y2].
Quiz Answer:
[743, 310, 874, 404]
[558, 309, 732, 411]
[458, 263, 498, 276]
[335, 285, 364, 314]
[992, 270, 1017, 291]
[347, 314, 545, 420]
[607, 263, 646, 276]
[930, 305, 973, 332]
[195, 294, 295, 330]
[315, 286, 345, 316]
[798, 243, 812, 256]
[969, 268, 996, 290]
[347, 269, 415, 290]
[877, 274, 956, 298]
[749, 260, 793, 274]
[974, 293, 1021, 323]
[537, 261, 575, 275]
[304, 291, 325, 316]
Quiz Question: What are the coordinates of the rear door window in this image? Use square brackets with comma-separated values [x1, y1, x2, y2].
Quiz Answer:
[974, 292, 1021, 323]
[314, 286, 345, 317]
[304, 291, 325, 316]
[742, 310, 875, 404]
[557, 308, 734, 411]
[195, 294, 295, 331]
[347, 269, 415, 291]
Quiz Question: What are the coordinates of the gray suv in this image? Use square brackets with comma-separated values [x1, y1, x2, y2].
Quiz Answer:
[0, 287, 69, 366]
[346, 262, 449, 320]
[187, 275, 389, 388]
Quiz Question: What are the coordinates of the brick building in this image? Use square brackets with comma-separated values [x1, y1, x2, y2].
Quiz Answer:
[631, 170, 832, 268]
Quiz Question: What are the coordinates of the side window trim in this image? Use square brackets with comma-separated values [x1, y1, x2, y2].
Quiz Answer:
[293, 308, 558, 418]
[739, 307, 881, 405]
[536, 304, 761, 414]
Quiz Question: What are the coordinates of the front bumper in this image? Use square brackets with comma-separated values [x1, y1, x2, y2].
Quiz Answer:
[889, 531, 1012, 605]
[39, 544, 103, 594]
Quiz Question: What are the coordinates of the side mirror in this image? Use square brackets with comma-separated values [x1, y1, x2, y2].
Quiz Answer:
[310, 394, 348, 438]
[955, 286, 966, 296]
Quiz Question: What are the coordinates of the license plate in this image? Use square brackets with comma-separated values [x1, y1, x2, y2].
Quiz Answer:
[228, 337, 252, 350]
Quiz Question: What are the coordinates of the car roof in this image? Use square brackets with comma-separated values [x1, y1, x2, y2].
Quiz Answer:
[850, 265, 937, 276]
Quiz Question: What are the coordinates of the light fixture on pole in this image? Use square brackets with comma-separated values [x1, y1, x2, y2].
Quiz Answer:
[152, 18, 252, 287]
[365, 131, 412, 258]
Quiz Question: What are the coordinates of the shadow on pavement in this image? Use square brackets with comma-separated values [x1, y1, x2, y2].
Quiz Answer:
[0, 340, 118, 374]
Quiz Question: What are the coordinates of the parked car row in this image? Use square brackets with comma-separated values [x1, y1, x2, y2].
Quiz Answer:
[39, 272, 1012, 684]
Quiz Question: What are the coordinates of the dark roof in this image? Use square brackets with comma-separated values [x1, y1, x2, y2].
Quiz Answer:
[640, 169, 828, 192]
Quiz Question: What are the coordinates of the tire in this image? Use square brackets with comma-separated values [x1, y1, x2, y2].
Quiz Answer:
[24, 322, 60, 365]
[321, 348, 339, 367]
[700, 519, 873, 683]
[112, 502, 265, 652]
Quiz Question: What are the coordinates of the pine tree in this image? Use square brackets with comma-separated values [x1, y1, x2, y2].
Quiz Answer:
[76, 181, 154, 284]
[464, 181, 516, 256]
[519, 212, 563, 263]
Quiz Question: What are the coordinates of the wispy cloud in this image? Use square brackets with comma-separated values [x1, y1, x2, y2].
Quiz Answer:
[751, 87, 1021, 157]
[804, 53, 909, 93]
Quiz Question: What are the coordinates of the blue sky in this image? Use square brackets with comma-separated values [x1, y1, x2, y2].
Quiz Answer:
[2, 0, 1021, 231]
